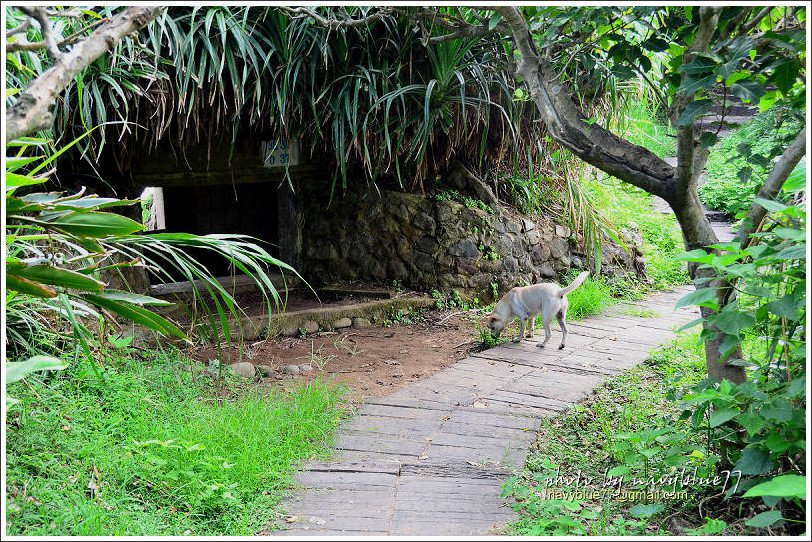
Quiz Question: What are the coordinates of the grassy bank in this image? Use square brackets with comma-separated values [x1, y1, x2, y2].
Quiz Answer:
[6, 349, 345, 536]
[502, 332, 715, 535]
[502, 331, 790, 536]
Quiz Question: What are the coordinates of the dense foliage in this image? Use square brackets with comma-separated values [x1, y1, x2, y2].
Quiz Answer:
[5, 6, 550, 193]
[701, 107, 806, 217]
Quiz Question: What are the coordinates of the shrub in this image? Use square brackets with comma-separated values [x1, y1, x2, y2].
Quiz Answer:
[701, 107, 805, 217]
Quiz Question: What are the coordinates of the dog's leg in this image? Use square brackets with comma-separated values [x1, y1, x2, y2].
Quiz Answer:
[557, 311, 568, 349]
[513, 317, 525, 343]
[526, 316, 535, 338]
[537, 317, 551, 348]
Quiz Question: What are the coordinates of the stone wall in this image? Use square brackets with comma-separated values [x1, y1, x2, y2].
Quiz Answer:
[301, 189, 644, 300]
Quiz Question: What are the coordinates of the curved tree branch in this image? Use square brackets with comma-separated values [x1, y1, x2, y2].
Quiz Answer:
[7, 18, 109, 53]
[739, 7, 773, 35]
[492, 6, 675, 200]
[5, 6, 164, 141]
[6, 18, 32, 39]
[278, 6, 393, 29]
[736, 128, 807, 248]
[17, 7, 62, 62]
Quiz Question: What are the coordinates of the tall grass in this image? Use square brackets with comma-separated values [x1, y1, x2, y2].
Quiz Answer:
[584, 174, 688, 289]
[610, 88, 676, 159]
[5, 349, 345, 535]
[564, 276, 614, 321]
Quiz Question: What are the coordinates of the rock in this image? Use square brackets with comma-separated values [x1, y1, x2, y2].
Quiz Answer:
[501, 256, 519, 273]
[298, 364, 314, 373]
[526, 229, 541, 245]
[448, 238, 480, 259]
[230, 362, 257, 379]
[505, 220, 522, 234]
[549, 237, 568, 260]
[414, 251, 435, 272]
[302, 321, 320, 334]
[347, 242, 368, 264]
[415, 235, 438, 254]
[389, 259, 408, 279]
[540, 262, 556, 278]
[491, 220, 506, 234]
[456, 258, 478, 276]
[333, 317, 352, 329]
[257, 365, 275, 377]
[307, 243, 339, 261]
[571, 256, 584, 269]
[522, 218, 536, 232]
[413, 212, 437, 233]
[555, 224, 570, 238]
[283, 364, 301, 376]
[280, 325, 300, 337]
[352, 317, 371, 329]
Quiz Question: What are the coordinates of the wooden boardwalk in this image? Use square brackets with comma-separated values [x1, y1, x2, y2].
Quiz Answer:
[272, 287, 698, 536]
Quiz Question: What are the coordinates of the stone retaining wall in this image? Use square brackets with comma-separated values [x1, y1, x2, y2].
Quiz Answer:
[301, 189, 643, 300]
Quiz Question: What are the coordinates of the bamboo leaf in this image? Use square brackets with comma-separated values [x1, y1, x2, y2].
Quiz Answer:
[50, 212, 144, 237]
[81, 293, 187, 339]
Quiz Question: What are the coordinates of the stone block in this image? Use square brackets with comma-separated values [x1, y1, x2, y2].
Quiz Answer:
[413, 212, 437, 234]
[448, 238, 479, 259]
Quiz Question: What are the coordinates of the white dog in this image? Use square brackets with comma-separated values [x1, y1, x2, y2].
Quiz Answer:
[486, 271, 589, 349]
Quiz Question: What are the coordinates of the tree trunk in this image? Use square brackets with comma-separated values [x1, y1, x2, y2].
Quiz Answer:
[670, 175, 748, 383]
[494, 6, 754, 382]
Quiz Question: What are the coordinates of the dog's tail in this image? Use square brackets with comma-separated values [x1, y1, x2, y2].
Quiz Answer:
[559, 271, 590, 297]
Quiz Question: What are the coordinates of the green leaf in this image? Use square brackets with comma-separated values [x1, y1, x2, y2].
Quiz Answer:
[753, 197, 787, 213]
[772, 59, 801, 95]
[742, 475, 806, 499]
[677, 317, 706, 332]
[782, 160, 806, 193]
[699, 132, 719, 148]
[736, 412, 767, 437]
[7, 264, 105, 292]
[678, 249, 714, 264]
[709, 407, 740, 428]
[677, 99, 713, 127]
[5, 155, 44, 173]
[762, 400, 793, 423]
[81, 293, 186, 339]
[6, 356, 67, 384]
[5, 274, 57, 298]
[745, 510, 784, 528]
[766, 294, 801, 320]
[629, 503, 664, 518]
[49, 212, 144, 237]
[675, 288, 719, 310]
[488, 13, 502, 31]
[772, 244, 806, 261]
[713, 310, 754, 335]
[734, 447, 773, 475]
[6, 171, 47, 189]
[681, 73, 716, 96]
[91, 290, 173, 307]
[764, 433, 791, 454]
[731, 80, 766, 103]
[55, 197, 137, 211]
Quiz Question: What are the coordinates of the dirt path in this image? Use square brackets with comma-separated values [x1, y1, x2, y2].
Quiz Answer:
[266, 286, 699, 536]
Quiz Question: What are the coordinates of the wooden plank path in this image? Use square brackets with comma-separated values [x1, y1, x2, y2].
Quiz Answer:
[272, 286, 698, 536]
